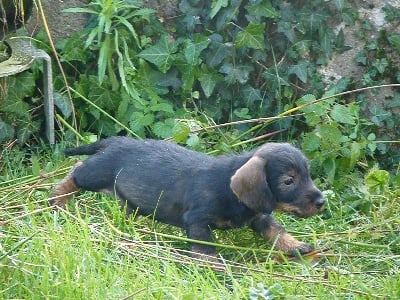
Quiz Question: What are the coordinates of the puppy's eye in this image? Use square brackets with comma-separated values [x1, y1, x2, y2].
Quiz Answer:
[284, 177, 295, 185]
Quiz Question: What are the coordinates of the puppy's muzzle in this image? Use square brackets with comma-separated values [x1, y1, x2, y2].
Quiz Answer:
[314, 195, 325, 210]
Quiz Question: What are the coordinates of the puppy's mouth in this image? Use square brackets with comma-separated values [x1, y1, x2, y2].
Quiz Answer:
[275, 202, 324, 218]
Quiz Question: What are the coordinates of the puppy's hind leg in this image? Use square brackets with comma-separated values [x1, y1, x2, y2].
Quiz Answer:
[49, 161, 82, 209]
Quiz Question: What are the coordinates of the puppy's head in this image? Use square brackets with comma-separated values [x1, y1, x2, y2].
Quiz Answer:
[230, 143, 324, 217]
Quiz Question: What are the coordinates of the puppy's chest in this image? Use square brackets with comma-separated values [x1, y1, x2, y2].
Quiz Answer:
[211, 207, 255, 230]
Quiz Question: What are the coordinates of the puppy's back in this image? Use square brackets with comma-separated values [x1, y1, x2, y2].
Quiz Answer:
[64, 139, 109, 156]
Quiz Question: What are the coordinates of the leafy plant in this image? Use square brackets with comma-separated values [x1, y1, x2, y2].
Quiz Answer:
[0, 72, 41, 144]
[297, 84, 376, 184]
[64, 0, 154, 95]
[57, 1, 192, 139]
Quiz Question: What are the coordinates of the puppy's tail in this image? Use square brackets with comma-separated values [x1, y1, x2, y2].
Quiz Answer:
[64, 139, 110, 156]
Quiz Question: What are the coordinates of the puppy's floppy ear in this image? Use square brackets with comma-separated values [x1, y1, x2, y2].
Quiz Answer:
[230, 155, 275, 213]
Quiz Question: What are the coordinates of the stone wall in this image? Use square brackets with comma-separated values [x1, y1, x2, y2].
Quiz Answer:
[26, 0, 90, 41]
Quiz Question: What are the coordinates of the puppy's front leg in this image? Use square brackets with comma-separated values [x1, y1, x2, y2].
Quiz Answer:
[185, 222, 217, 259]
[251, 214, 313, 255]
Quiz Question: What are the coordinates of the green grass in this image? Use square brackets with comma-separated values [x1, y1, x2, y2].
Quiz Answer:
[0, 147, 399, 299]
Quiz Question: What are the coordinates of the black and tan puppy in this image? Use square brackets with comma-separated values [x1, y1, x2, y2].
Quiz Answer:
[50, 137, 324, 256]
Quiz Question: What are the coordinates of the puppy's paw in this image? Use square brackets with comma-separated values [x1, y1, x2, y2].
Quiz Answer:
[48, 194, 69, 210]
[190, 252, 226, 272]
[289, 241, 313, 257]
[275, 232, 313, 256]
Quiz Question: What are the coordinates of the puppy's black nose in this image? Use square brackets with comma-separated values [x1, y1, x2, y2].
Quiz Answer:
[314, 196, 325, 209]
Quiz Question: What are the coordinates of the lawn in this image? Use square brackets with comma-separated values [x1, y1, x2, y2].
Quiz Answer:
[0, 146, 399, 299]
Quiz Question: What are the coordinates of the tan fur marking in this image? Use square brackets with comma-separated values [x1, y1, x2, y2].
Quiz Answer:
[275, 202, 321, 218]
[264, 222, 311, 254]
[50, 162, 82, 209]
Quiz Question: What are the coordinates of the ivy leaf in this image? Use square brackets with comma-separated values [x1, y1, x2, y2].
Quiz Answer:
[205, 39, 232, 67]
[369, 104, 391, 126]
[5, 73, 36, 101]
[288, 61, 309, 83]
[95, 117, 117, 136]
[139, 35, 178, 73]
[2, 94, 30, 114]
[184, 35, 211, 65]
[181, 13, 201, 31]
[335, 28, 351, 53]
[54, 92, 73, 118]
[245, 0, 280, 23]
[210, 0, 228, 19]
[235, 23, 265, 50]
[372, 58, 388, 74]
[334, 0, 346, 10]
[330, 104, 356, 125]
[215, 2, 239, 30]
[388, 32, 400, 53]
[262, 68, 290, 90]
[220, 63, 254, 84]
[340, 8, 358, 26]
[383, 4, 400, 22]
[234, 108, 251, 119]
[320, 29, 333, 59]
[58, 32, 88, 63]
[294, 40, 311, 55]
[199, 72, 223, 98]
[240, 85, 263, 104]
[179, 64, 196, 92]
[301, 10, 327, 33]
[139, 61, 181, 91]
[17, 121, 40, 145]
[0, 119, 15, 143]
[277, 21, 295, 42]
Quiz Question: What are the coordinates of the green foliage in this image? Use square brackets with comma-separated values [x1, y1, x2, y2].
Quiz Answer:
[0, 72, 41, 145]
[138, 34, 179, 73]
[64, 0, 154, 94]
[365, 169, 390, 193]
[51, 0, 366, 145]
[298, 82, 377, 185]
